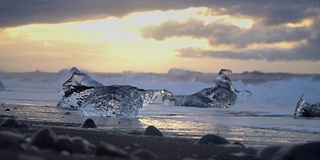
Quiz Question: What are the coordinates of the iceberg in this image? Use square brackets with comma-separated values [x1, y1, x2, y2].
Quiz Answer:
[0, 80, 5, 91]
[79, 86, 171, 118]
[57, 67, 172, 118]
[294, 95, 320, 117]
[162, 69, 252, 108]
[57, 67, 102, 109]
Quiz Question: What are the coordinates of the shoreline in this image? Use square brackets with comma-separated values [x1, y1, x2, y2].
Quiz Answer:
[1, 103, 320, 159]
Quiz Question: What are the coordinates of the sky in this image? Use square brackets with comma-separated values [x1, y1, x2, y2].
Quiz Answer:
[0, 0, 320, 74]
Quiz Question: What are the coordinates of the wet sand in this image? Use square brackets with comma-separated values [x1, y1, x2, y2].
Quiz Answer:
[1, 103, 320, 159]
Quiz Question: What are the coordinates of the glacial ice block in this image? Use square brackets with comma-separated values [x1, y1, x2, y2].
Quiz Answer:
[62, 67, 102, 93]
[294, 95, 320, 117]
[162, 69, 252, 108]
[57, 67, 102, 109]
[78, 85, 171, 118]
[0, 80, 5, 91]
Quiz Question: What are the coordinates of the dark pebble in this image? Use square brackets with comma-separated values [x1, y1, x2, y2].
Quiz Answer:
[233, 141, 245, 148]
[96, 142, 128, 157]
[80, 118, 97, 128]
[0, 118, 20, 128]
[54, 135, 92, 154]
[28, 128, 55, 149]
[70, 136, 94, 154]
[259, 142, 320, 160]
[63, 124, 73, 127]
[0, 115, 14, 118]
[0, 131, 25, 150]
[65, 112, 71, 115]
[144, 125, 164, 137]
[4, 108, 10, 111]
[18, 124, 29, 129]
[130, 148, 157, 160]
[196, 134, 230, 146]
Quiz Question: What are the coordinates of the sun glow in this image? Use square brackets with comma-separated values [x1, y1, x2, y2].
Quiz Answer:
[1, 6, 314, 73]
[286, 19, 313, 28]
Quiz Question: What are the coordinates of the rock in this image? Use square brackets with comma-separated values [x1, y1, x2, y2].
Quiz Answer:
[196, 134, 230, 145]
[0, 118, 20, 128]
[130, 148, 157, 160]
[0, 131, 25, 149]
[233, 141, 245, 148]
[80, 118, 97, 128]
[69, 136, 94, 154]
[258, 141, 320, 160]
[18, 124, 29, 129]
[28, 128, 55, 149]
[28, 128, 95, 154]
[144, 125, 164, 137]
[96, 142, 128, 157]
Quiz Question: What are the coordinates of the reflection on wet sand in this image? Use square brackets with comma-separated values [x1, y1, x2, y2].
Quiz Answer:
[2, 103, 320, 149]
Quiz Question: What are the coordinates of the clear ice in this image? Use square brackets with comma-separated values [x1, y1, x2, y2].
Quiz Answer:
[78, 85, 171, 118]
[294, 95, 320, 117]
[57, 67, 172, 118]
[0, 80, 5, 92]
[162, 69, 252, 108]
[57, 67, 102, 109]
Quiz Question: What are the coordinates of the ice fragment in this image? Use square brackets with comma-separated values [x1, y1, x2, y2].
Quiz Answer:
[162, 69, 252, 108]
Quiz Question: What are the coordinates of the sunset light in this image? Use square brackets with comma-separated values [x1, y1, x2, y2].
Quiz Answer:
[0, 2, 319, 73]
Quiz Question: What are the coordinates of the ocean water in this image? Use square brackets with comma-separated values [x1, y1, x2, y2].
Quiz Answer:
[0, 69, 320, 144]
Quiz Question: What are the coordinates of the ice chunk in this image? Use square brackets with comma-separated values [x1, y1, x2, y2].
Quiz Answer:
[57, 67, 102, 109]
[162, 69, 252, 108]
[0, 80, 5, 92]
[62, 67, 102, 93]
[294, 95, 320, 117]
[79, 85, 171, 118]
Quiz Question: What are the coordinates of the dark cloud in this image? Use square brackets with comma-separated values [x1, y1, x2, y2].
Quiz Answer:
[177, 29, 320, 61]
[0, 0, 207, 27]
[1, 0, 319, 28]
[141, 18, 311, 47]
[1, 0, 319, 62]
[139, 1, 320, 61]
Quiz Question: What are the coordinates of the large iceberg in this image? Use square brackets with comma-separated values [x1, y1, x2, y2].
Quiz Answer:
[162, 69, 252, 108]
[294, 95, 320, 117]
[57, 67, 102, 109]
[0, 80, 5, 91]
[57, 67, 172, 118]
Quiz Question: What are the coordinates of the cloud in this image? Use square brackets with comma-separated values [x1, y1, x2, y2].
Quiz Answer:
[177, 30, 320, 61]
[1, 0, 319, 28]
[0, 0, 212, 28]
[140, 2, 320, 61]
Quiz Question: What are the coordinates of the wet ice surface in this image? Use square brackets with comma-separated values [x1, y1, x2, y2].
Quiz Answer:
[58, 68, 173, 117]
[294, 95, 320, 117]
[57, 67, 102, 109]
[78, 85, 169, 118]
[163, 69, 252, 108]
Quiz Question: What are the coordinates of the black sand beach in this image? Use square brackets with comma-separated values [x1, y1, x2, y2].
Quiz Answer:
[1, 103, 320, 159]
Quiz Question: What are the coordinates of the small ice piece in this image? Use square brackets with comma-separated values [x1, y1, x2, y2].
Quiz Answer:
[79, 85, 171, 118]
[0, 80, 5, 92]
[294, 95, 320, 117]
[57, 67, 102, 109]
[162, 69, 252, 108]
